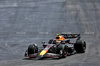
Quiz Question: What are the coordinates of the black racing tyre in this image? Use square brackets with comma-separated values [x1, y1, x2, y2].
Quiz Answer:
[57, 44, 68, 58]
[28, 45, 35, 55]
[62, 45, 68, 58]
[28, 44, 38, 55]
[34, 45, 38, 53]
[74, 40, 86, 53]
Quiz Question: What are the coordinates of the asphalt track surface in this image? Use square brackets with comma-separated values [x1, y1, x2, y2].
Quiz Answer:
[0, 0, 100, 66]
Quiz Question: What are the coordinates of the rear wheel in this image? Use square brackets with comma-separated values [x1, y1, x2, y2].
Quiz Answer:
[74, 40, 86, 53]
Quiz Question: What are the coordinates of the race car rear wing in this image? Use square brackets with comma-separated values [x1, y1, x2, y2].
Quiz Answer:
[61, 34, 80, 38]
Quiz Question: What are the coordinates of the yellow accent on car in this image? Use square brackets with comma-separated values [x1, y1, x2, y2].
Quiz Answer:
[40, 50, 47, 55]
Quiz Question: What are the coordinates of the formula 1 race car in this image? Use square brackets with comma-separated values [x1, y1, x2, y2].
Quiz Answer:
[24, 34, 86, 59]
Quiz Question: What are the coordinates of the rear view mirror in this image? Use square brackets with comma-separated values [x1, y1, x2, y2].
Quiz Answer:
[42, 41, 46, 48]
[42, 41, 45, 44]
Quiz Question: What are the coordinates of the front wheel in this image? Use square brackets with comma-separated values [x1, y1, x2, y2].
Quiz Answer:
[28, 44, 38, 58]
[62, 46, 68, 58]
[58, 45, 68, 58]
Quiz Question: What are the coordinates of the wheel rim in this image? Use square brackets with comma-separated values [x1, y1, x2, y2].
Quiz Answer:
[84, 44, 86, 51]
[64, 48, 67, 56]
[83, 42, 86, 52]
